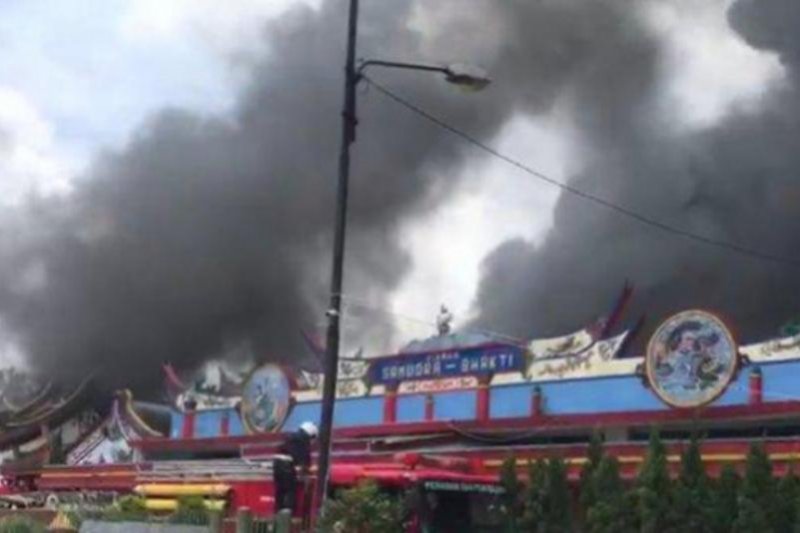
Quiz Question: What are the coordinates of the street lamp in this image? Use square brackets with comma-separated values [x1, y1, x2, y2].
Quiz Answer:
[315, 0, 491, 510]
[356, 60, 491, 91]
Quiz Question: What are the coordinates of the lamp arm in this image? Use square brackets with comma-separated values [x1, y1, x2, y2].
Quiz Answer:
[356, 59, 449, 81]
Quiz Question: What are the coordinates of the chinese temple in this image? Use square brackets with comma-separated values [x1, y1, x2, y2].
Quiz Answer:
[4, 287, 800, 508]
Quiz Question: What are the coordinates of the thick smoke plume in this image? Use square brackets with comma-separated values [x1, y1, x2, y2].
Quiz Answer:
[0, 0, 646, 390]
[473, 0, 800, 348]
[0, 0, 792, 391]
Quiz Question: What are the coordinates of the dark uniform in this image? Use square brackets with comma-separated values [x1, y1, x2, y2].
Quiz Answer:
[273, 429, 313, 512]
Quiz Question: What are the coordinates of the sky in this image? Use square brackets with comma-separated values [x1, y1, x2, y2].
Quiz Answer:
[0, 0, 783, 368]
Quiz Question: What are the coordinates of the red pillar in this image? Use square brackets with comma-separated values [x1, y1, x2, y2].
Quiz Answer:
[220, 412, 230, 436]
[476, 376, 491, 422]
[749, 367, 763, 405]
[531, 385, 543, 418]
[424, 393, 435, 422]
[181, 411, 196, 438]
[383, 385, 398, 423]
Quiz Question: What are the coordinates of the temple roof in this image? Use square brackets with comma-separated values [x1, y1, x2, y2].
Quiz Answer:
[400, 331, 503, 354]
[0, 376, 95, 451]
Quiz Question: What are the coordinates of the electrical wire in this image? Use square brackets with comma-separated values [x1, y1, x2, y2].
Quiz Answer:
[362, 75, 800, 269]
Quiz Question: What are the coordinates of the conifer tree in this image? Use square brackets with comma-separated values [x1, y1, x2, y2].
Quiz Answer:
[672, 434, 712, 532]
[620, 488, 641, 532]
[710, 463, 739, 533]
[738, 441, 777, 531]
[774, 463, 799, 533]
[637, 428, 673, 533]
[522, 459, 548, 532]
[585, 456, 636, 533]
[499, 456, 523, 531]
[732, 496, 771, 533]
[579, 432, 604, 520]
[793, 495, 800, 533]
[544, 457, 572, 533]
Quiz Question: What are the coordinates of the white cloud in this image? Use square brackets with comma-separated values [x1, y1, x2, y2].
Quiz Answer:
[0, 87, 75, 206]
[645, 0, 783, 127]
[120, 0, 321, 55]
[0, 0, 319, 185]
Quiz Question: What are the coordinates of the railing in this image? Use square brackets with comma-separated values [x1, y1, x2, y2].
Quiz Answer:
[234, 507, 291, 533]
[136, 459, 273, 482]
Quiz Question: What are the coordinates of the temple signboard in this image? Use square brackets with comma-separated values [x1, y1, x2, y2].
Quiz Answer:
[370, 344, 524, 385]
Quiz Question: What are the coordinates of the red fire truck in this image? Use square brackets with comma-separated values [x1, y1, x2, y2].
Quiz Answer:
[2, 452, 504, 531]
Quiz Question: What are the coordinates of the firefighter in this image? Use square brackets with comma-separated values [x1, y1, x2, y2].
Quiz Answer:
[273, 421, 318, 513]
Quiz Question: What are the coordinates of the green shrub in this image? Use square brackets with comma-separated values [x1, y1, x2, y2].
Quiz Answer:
[318, 481, 405, 533]
[498, 455, 523, 531]
[169, 495, 210, 525]
[103, 494, 149, 522]
[0, 515, 45, 533]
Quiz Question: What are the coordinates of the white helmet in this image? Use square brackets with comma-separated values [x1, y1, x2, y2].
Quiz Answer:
[299, 421, 318, 438]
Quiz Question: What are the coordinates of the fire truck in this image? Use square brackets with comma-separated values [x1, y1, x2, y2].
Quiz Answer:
[1, 452, 504, 532]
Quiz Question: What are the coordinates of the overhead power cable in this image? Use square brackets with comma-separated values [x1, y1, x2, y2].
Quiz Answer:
[363, 75, 800, 269]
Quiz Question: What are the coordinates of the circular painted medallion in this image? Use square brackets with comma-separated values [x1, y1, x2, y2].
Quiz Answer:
[241, 364, 291, 433]
[646, 310, 738, 408]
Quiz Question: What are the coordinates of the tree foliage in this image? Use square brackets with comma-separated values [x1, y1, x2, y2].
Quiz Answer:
[672, 434, 712, 532]
[585, 456, 636, 533]
[500, 456, 524, 532]
[169, 495, 210, 525]
[776, 464, 800, 533]
[513, 457, 572, 532]
[495, 433, 800, 533]
[732, 496, 771, 533]
[637, 429, 673, 533]
[710, 463, 739, 533]
[736, 442, 777, 532]
[102, 494, 149, 523]
[579, 432, 604, 519]
[0, 516, 46, 533]
[318, 480, 405, 533]
[544, 457, 571, 533]
[521, 459, 548, 531]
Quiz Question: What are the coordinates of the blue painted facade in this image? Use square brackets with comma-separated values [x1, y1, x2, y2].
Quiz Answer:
[434, 390, 476, 421]
[281, 396, 384, 430]
[166, 360, 792, 439]
[397, 395, 426, 423]
[170, 408, 248, 438]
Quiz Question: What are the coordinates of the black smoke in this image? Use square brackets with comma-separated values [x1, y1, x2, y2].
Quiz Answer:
[0, 0, 639, 390]
[472, 0, 800, 348]
[0, 0, 788, 392]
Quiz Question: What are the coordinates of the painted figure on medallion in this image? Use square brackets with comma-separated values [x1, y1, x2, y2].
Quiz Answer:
[241, 364, 291, 433]
[646, 310, 738, 408]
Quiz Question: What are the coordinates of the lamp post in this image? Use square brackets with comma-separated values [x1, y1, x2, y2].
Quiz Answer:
[315, 0, 491, 510]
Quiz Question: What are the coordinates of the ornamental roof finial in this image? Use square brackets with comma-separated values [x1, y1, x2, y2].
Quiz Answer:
[436, 305, 453, 336]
